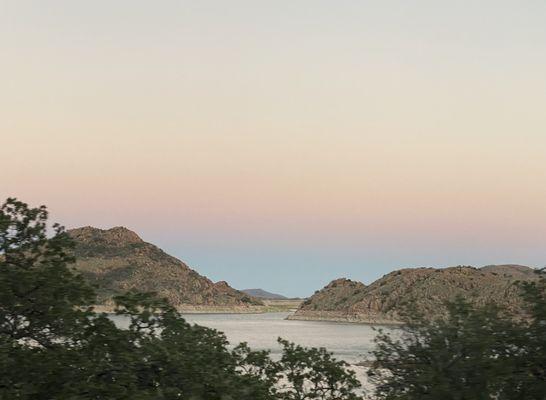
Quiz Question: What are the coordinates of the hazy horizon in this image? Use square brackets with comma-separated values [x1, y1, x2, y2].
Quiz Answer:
[2, 1, 546, 297]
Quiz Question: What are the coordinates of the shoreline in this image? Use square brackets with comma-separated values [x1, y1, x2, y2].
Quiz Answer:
[92, 304, 298, 315]
[286, 312, 404, 326]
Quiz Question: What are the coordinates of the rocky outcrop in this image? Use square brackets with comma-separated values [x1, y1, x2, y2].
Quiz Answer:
[299, 278, 366, 310]
[68, 226, 263, 309]
[289, 265, 539, 324]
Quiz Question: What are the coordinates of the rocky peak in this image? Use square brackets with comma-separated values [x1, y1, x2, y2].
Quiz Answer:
[299, 277, 367, 312]
[105, 227, 143, 244]
[68, 226, 143, 246]
[326, 278, 358, 288]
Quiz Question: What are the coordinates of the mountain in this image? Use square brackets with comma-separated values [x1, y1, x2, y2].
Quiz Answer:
[241, 289, 288, 300]
[289, 265, 539, 324]
[67, 226, 263, 309]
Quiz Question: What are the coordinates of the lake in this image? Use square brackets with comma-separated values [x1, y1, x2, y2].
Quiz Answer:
[110, 311, 381, 365]
[110, 311, 388, 392]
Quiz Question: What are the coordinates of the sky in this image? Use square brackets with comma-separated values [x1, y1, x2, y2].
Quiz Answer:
[2, 1, 546, 297]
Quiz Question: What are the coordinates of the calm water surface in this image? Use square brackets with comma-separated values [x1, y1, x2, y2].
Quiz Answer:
[111, 312, 381, 364]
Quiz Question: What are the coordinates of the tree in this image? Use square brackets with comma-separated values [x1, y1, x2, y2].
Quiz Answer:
[368, 276, 546, 400]
[0, 198, 95, 348]
[274, 339, 363, 400]
[0, 198, 97, 398]
[506, 271, 546, 399]
[0, 198, 363, 400]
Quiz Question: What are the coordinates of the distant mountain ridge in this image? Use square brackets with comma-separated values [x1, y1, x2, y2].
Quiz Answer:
[241, 289, 288, 300]
[289, 265, 540, 324]
[68, 226, 263, 309]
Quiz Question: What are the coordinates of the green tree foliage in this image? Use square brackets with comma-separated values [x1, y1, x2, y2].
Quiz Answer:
[274, 339, 362, 400]
[233, 339, 363, 400]
[510, 275, 546, 398]
[0, 198, 363, 400]
[369, 274, 546, 400]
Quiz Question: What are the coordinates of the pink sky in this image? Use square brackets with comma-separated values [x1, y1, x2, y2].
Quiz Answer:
[2, 1, 546, 296]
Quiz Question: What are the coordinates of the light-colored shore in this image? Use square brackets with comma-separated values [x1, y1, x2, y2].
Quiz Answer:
[93, 305, 268, 314]
[286, 311, 403, 326]
[92, 299, 303, 315]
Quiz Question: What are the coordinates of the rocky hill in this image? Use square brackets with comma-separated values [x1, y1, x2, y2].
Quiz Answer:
[242, 289, 288, 300]
[289, 265, 539, 324]
[68, 226, 263, 310]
